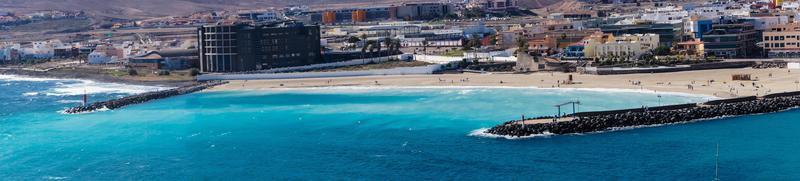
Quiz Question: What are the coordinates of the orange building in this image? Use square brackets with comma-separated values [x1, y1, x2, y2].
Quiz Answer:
[352, 10, 367, 23]
[322, 11, 336, 25]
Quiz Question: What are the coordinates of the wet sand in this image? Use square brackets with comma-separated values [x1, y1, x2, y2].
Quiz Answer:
[209, 68, 800, 99]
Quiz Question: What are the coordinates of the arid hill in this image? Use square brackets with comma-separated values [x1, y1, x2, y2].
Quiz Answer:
[0, 0, 566, 19]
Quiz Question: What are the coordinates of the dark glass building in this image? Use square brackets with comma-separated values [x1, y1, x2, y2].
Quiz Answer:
[702, 23, 759, 58]
[601, 22, 682, 47]
[198, 22, 322, 72]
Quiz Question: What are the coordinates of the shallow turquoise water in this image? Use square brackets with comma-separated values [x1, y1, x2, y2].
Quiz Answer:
[2, 75, 799, 180]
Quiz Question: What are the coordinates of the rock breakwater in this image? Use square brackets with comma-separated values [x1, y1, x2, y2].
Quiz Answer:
[486, 92, 800, 137]
[65, 81, 228, 114]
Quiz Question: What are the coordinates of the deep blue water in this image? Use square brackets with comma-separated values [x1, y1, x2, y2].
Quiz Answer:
[1, 75, 799, 180]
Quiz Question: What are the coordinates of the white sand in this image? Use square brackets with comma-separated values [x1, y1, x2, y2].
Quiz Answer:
[210, 68, 800, 99]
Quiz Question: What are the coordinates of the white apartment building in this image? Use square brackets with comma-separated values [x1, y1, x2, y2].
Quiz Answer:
[640, 6, 689, 24]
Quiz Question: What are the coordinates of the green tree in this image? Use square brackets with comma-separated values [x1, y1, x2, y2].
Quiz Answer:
[127, 69, 138, 76]
[347, 36, 361, 44]
[652, 46, 672, 56]
[516, 37, 529, 53]
[189, 68, 200, 76]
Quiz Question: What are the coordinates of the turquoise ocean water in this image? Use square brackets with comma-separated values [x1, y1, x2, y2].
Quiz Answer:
[1, 75, 799, 180]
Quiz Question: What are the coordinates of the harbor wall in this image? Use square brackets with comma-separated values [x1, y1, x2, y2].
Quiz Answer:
[571, 103, 698, 117]
[259, 55, 404, 73]
[589, 61, 755, 75]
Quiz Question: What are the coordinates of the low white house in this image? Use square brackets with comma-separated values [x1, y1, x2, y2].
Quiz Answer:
[87, 51, 112, 64]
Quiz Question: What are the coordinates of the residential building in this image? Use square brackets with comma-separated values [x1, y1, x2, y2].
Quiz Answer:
[594, 34, 660, 60]
[676, 39, 705, 57]
[129, 49, 198, 70]
[640, 6, 688, 25]
[197, 22, 322, 72]
[396, 3, 453, 20]
[580, 32, 615, 59]
[760, 23, 800, 58]
[564, 43, 586, 59]
[684, 17, 713, 39]
[483, 0, 519, 12]
[87, 51, 112, 64]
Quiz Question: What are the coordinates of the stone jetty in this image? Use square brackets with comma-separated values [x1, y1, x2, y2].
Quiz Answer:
[486, 92, 800, 137]
[65, 81, 228, 114]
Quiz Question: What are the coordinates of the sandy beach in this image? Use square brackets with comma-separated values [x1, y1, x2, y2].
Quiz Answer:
[210, 68, 800, 99]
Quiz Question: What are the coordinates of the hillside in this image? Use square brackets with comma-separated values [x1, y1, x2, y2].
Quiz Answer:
[0, 0, 566, 19]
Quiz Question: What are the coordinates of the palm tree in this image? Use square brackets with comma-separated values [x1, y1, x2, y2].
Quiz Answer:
[361, 41, 371, 59]
[375, 40, 382, 57]
[422, 39, 429, 54]
[516, 37, 529, 53]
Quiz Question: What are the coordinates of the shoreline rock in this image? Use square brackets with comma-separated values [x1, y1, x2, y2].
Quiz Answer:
[64, 81, 228, 114]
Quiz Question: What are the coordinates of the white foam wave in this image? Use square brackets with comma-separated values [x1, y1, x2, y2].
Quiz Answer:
[3, 74, 169, 96]
[58, 106, 110, 115]
[0, 74, 61, 82]
[42, 176, 70, 180]
[45, 79, 166, 96]
[468, 128, 554, 139]
[56, 100, 84, 104]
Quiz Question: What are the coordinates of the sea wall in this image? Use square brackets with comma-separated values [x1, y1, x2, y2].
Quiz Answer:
[486, 92, 800, 137]
[587, 61, 755, 75]
[196, 65, 444, 81]
[259, 55, 404, 73]
[65, 81, 228, 114]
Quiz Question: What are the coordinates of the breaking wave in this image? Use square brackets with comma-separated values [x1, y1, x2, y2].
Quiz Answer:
[1, 74, 167, 96]
[468, 128, 554, 139]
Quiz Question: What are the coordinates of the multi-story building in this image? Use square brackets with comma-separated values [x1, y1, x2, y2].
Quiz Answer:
[640, 6, 688, 25]
[702, 23, 759, 58]
[483, 0, 519, 12]
[684, 17, 713, 39]
[579, 32, 615, 59]
[396, 3, 453, 20]
[197, 22, 322, 72]
[760, 23, 800, 58]
[593, 34, 660, 60]
[601, 22, 681, 47]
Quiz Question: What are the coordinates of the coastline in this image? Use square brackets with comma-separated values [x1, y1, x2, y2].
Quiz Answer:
[0, 68, 195, 87]
[208, 68, 799, 99]
[208, 85, 718, 101]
